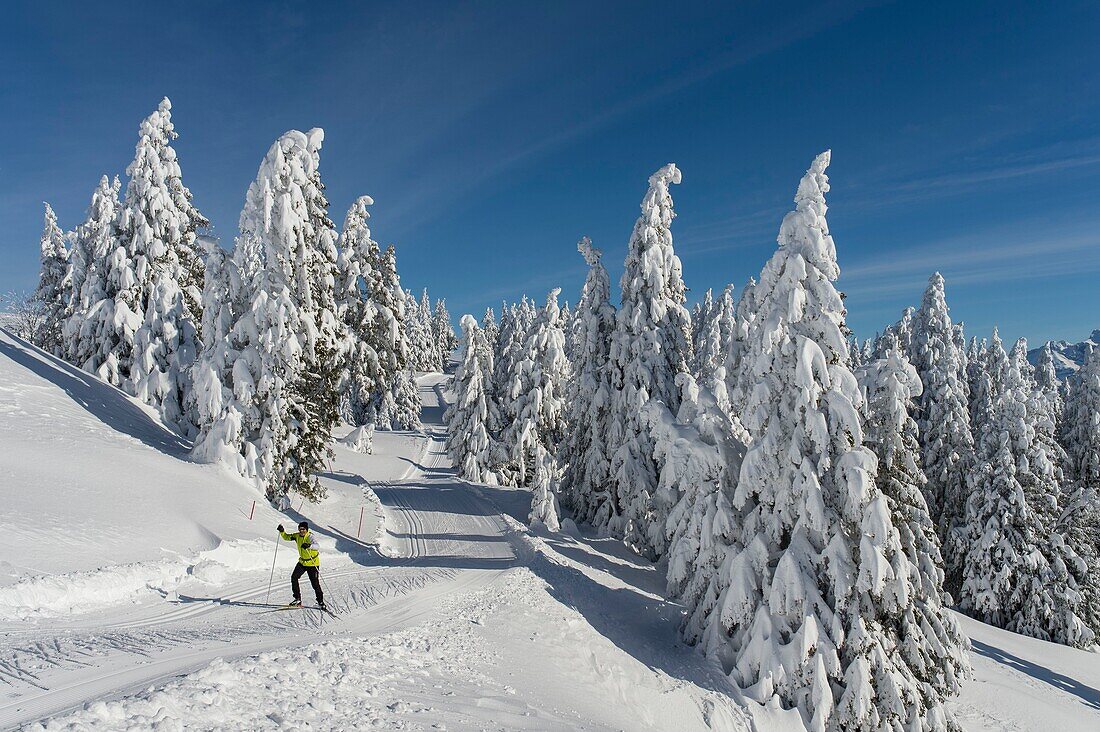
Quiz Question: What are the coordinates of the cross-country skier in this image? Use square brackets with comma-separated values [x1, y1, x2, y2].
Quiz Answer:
[277, 521, 325, 611]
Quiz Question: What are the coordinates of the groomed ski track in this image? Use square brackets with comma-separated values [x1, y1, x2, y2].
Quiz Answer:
[0, 373, 518, 729]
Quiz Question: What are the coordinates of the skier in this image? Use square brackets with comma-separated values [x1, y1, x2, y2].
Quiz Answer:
[277, 521, 325, 611]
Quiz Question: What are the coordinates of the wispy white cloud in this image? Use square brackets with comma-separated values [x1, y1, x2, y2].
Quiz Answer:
[839, 221, 1100, 303]
[845, 137, 1100, 211]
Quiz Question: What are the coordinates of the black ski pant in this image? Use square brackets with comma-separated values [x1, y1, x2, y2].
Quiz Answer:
[291, 562, 323, 604]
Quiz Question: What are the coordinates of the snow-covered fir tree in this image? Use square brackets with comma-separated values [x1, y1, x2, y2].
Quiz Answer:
[560, 237, 617, 527]
[559, 300, 575, 364]
[445, 314, 504, 483]
[691, 288, 714, 368]
[433, 298, 457, 367]
[334, 196, 382, 424]
[369, 246, 422, 431]
[959, 334, 1092, 646]
[1059, 345, 1100, 636]
[880, 306, 916, 359]
[418, 289, 442, 371]
[481, 307, 499, 354]
[193, 129, 342, 501]
[725, 276, 757, 415]
[909, 273, 974, 598]
[693, 287, 729, 397]
[117, 98, 210, 433]
[1064, 345, 1100, 490]
[502, 288, 571, 531]
[32, 203, 71, 356]
[605, 163, 692, 558]
[402, 290, 433, 372]
[856, 334, 970, 724]
[965, 336, 988, 426]
[1035, 341, 1064, 432]
[715, 151, 945, 730]
[64, 178, 123, 369]
[188, 234, 243, 470]
[656, 372, 747, 658]
[493, 298, 532, 429]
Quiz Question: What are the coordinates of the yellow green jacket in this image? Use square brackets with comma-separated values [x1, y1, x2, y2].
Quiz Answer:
[280, 529, 320, 567]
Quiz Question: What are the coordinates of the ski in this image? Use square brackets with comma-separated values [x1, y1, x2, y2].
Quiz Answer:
[253, 604, 337, 617]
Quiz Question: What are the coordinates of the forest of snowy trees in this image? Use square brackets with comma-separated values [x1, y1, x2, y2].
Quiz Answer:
[443, 153, 1100, 729]
[23, 98, 453, 502]
[24, 99, 1100, 731]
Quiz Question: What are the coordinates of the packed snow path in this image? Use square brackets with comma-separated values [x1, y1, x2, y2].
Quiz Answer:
[0, 374, 518, 728]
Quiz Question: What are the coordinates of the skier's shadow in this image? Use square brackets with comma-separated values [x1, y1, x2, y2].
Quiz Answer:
[172, 594, 284, 610]
[970, 638, 1100, 709]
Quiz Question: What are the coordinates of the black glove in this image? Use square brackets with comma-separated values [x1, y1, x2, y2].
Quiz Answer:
[302, 543, 312, 549]
[277, 524, 284, 533]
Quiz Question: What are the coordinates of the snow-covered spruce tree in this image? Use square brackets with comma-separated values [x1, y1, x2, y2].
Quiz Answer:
[716, 152, 943, 730]
[32, 203, 71, 356]
[1013, 338, 1098, 642]
[691, 288, 714, 368]
[965, 337, 988, 426]
[334, 196, 382, 424]
[401, 290, 429, 371]
[69, 176, 139, 384]
[1035, 342, 1064, 434]
[493, 299, 532, 431]
[492, 301, 511, 361]
[725, 276, 757, 415]
[433, 298, 457, 367]
[188, 235, 245, 470]
[694, 288, 728, 396]
[849, 336, 865, 370]
[418, 289, 442, 372]
[1064, 345, 1100, 490]
[606, 163, 692, 558]
[369, 246, 422, 431]
[655, 372, 747, 657]
[64, 178, 122, 368]
[959, 336, 1092, 646]
[909, 273, 974, 598]
[1055, 345, 1100, 636]
[445, 314, 504, 483]
[560, 237, 618, 527]
[1009, 338, 1065, 523]
[481, 307, 499, 355]
[560, 300, 575, 364]
[856, 334, 970, 723]
[198, 129, 342, 502]
[117, 98, 210, 433]
[502, 288, 571, 531]
[891, 307, 917, 359]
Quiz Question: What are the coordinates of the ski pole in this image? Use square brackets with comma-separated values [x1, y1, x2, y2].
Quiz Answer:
[318, 568, 338, 614]
[265, 532, 281, 606]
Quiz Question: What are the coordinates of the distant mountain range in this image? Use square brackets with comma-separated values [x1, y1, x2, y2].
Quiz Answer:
[1027, 329, 1099, 379]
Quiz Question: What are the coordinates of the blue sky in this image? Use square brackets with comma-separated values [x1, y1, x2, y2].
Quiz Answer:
[2, 1, 1097, 345]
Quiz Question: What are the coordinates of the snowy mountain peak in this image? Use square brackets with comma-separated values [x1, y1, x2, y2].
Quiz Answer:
[1027, 329, 1099, 379]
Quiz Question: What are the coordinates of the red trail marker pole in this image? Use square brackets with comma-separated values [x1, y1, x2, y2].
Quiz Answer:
[357, 506, 365, 538]
[249, 500, 256, 521]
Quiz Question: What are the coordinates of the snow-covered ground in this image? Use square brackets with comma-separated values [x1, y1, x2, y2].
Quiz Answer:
[1, 328, 1099, 731]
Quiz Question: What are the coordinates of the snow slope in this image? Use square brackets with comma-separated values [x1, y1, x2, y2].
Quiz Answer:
[2, 327, 1099, 731]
